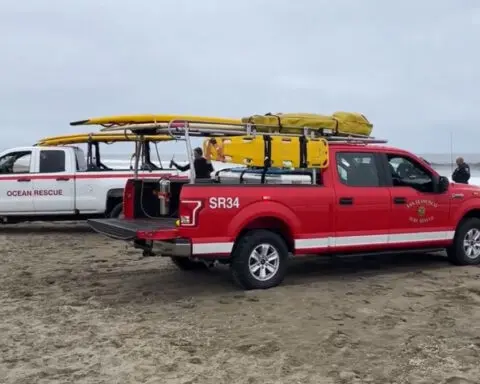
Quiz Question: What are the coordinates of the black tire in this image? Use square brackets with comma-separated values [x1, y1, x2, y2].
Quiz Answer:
[447, 217, 480, 265]
[109, 203, 124, 218]
[230, 229, 288, 290]
[170, 256, 207, 270]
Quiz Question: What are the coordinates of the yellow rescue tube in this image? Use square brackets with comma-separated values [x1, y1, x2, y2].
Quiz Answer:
[203, 136, 329, 168]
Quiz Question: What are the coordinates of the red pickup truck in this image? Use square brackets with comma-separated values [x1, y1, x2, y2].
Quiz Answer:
[88, 142, 480, 290]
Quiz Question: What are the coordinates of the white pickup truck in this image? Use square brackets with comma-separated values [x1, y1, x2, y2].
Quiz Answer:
[0, 145, 181, 223]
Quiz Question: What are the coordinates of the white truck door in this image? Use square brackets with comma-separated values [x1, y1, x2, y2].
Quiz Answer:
[32, 148, 75, 213]
[0, 148, 35, 214]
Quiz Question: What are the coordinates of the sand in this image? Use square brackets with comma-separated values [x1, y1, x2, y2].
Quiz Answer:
[1, 222, 480, 384]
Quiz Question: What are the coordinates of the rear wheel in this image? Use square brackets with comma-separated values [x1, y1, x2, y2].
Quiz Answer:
[447, 218, 480, 265]
[170, 256, 208, 270]
[230, 229, 288, 290]
[109, 203, 124, 218]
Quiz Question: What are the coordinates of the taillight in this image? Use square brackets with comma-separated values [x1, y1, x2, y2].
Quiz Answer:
[123, 180, 135, 218]
[179, 200, 202, 227]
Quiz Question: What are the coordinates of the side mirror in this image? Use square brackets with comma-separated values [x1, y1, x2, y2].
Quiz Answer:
[438, 176, 449, 193]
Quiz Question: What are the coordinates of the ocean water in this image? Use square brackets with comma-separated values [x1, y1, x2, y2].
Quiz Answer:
[101, 152, 480, 186]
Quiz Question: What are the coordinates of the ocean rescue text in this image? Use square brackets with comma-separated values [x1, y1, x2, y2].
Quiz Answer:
[6, 189, 63, 197]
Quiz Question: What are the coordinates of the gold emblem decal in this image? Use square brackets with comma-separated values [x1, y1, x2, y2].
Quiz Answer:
[417, 206, 426, 217]
[406, 199, 437, 224]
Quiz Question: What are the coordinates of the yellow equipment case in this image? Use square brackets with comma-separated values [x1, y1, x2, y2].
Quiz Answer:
[241, 111, 373, 137]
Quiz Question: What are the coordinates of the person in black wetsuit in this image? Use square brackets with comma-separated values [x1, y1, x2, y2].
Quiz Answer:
[452, 157, 470, 184]
[170, 146, 214, 179]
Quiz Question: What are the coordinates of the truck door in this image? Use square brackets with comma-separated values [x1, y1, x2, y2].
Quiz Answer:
[384, 152, 452, 246]
[333, 151, 391, 251]
[32, 148, 75, 213]
[0, 149, 35, 214]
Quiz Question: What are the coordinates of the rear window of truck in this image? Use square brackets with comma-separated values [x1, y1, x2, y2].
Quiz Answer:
[336, 152, 380, 187]
[39, 150, 65, 173]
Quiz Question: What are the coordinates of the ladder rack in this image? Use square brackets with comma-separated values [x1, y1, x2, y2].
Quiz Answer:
[113, 120, 386, 183]
[98, 120, 387, 144]
[70, 115, 388, 183]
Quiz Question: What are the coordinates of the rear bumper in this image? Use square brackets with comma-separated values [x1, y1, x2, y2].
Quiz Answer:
[88, 218, 230, 259]
[135, 237, 192, 258]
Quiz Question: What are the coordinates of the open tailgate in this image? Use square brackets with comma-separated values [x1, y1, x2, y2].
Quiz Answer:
[87, 218, 178, 241]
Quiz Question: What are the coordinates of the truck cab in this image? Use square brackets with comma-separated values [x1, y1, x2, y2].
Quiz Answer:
[0, 146, 82, 215]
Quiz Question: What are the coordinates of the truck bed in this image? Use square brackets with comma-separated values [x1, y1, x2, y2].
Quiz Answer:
[88, 218, 177, 241]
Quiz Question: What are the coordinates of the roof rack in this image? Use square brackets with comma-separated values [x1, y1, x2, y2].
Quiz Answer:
[95, 123, 389, 159]
[69, 114, 387, 182]
[95, 120, 387, 143]
[34, 132, 175, 171]
[35, 132, 174, 146]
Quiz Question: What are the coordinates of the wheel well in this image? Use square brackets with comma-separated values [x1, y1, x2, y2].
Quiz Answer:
[460, 209, 480, 224]
[105, 188, 124, 215]
[106, 196, 123, 215]
[235, 217, 294, 253]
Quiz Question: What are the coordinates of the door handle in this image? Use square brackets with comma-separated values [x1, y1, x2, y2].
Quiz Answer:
[339, 197, 354, 205]
[17, 178, 31, 182]
[393, 197, 406, 204]
[56, 177, 70, 181]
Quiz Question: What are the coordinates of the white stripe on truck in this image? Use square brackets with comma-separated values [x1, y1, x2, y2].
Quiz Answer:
[190, 230, 455, 255]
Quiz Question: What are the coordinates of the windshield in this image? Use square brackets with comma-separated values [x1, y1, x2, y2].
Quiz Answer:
[0, 155, 12, 168]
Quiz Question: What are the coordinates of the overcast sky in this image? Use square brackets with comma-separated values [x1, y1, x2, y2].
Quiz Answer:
[1, 0, 479, 155]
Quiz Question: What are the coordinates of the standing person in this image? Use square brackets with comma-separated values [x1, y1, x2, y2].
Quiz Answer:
[170, 146, 214, 179]
[452, 156, 470, 184]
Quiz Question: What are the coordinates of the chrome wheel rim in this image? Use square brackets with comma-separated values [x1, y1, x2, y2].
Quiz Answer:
[463, 228, 480, 259]
[248, 243, 280, 281]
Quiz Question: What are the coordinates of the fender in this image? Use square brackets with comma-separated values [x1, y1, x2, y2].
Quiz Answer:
[106, 188, 124, 199]
[453, 198, 480, 227]
[227, 200, 302, 239]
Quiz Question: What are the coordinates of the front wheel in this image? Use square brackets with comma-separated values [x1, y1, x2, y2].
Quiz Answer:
[230, 229, 288, 290]
[447, 217, 480, 265]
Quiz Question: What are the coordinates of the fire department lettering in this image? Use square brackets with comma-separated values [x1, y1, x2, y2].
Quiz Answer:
[6, 189, 63, 197]
[209, 197, 239, 209]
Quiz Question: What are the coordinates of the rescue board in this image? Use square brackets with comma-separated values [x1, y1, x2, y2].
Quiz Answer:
[204, 136, 329, 168]
[36, 132, 173, 146]
[70, 114, 242, 128]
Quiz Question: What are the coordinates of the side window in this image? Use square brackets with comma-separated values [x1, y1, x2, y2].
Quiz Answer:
[39, 150, 66, 173]
[74, 147, 87, 171]
[388, 154, 433, 192]
[336, 152, 380, 187]
[0, 151, 32, 174]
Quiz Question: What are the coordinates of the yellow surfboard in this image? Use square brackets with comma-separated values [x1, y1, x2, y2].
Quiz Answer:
[70, 114, 242, 127]
[36, 132, 173, 146]
[204, 136, 329, 169]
